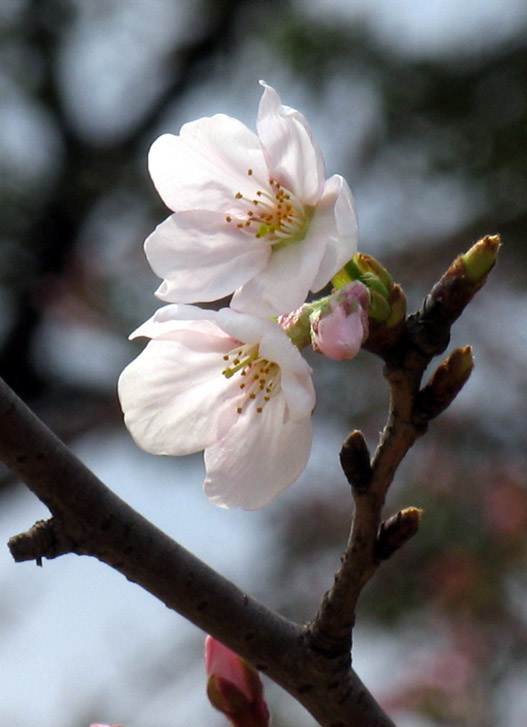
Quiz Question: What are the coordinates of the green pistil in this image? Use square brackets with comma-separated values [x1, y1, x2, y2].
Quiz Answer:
[222, 350, 259, 378]
[258, 224, 272, 238]
[270, 206, 315, 252]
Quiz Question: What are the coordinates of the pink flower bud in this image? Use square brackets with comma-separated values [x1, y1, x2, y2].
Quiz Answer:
[310, 281, 369, 360]
[205, 636, 270, 727]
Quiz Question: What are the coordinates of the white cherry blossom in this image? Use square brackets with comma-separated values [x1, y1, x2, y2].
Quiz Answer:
[145, 82, 358, 317]
[118, 304, 315, 509]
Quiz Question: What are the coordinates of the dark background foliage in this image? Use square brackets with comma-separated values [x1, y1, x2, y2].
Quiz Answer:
[1, 1, 526, 725]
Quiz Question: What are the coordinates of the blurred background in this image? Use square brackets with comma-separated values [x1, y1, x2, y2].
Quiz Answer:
[1, 0, 526, 725]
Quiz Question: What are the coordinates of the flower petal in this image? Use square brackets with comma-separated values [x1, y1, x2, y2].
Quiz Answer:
[218, 313, 316, 421]
[310, 174, 358, 291]
[256, 82, 325, 205]
[130, 303, 225, 340]
[312, 306, 365, 360]
[145, 211, 270, 304]
[148, 118, 268, 213]
[278, 368, 315, 420]
[230, 177, 357, 317]
[203, 395, 312, 509]
[216, 309, 313, 377]
[216, 309, 315, 418]
[230, 229, 327, 316]
[118, 335, 236, 456]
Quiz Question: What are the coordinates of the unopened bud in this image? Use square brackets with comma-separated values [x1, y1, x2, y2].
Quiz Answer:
[414, 346, 474, 425]
[367, 289, 392, 323]
[375, 507, 423, 561]
[332, 253, 406, 331]
[352, 253, 393, 289]
[205, 636, 270, 727]
[461, 235, 501, 283]
[340, 430, 372, 492]
[410, 236, 502, 358]
[277, 303, 312, 349]
[333, 253, 392, 294]
[310, 281, 369, 360]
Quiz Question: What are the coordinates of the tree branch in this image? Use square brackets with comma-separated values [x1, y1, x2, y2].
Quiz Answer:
[307, 235, 500, 657]
[0, 374, 395, 727]
[1, 236, 499, 727]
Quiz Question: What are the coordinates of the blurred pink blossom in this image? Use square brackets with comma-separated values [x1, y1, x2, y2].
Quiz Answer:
[205, 635, 270, 727]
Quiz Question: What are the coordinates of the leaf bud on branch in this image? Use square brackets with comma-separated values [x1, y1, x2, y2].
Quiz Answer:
[375, 508, 423, 561]
[339, 430, 372, 493]
[413, 346, 474, 426]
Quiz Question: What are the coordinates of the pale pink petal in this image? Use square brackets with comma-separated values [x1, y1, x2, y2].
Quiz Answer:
[144, 212, 270, 304]
[118, 337, 236, 456]
[130, 303, 227, 340]
[216, 309, 315, 419]
[313, 307, 365, 360]
[258, 325, 313, 377]
[216, 309, 311, 375]
[214, 307, 273, 348]
[310, 174, 358, 291]
[230, 228, 328, 316]
[230, 176, 357, 317]
[256, 82, 325, 205]
[278, 369, 315, 420]
[144, 85, 359, 314]
[204, 396, 312, 509]
[148, 118, 267, 213]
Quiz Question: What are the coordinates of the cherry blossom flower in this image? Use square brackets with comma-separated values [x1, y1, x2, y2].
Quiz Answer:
[118, 304, 315, 509]
[145, 81, 358, 317]
[205, 636, 270, 727]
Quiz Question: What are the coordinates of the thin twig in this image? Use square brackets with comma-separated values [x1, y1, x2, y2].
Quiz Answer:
[307, 235, 500, 656]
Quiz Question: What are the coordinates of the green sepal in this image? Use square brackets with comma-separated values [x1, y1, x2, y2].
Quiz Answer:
[367, 290, 391, 322]
[331, 267, 353, 290]
[353, 253, 393, 289]
[359, 271, 389, 299]
[385, 284, 407, 327]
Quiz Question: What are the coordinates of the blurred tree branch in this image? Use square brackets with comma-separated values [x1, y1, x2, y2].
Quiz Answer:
[0, 0, 285, 495]
[1, 0, 277, 399]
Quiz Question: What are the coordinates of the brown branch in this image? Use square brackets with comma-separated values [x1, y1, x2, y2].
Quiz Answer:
[307, 235, 500, 657]
[8, 517, 74, 564]
[0, 374, 395, 727]
[1, 237, 499, 726]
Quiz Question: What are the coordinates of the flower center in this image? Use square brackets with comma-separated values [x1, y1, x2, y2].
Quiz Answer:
[225, 170, 314, 250]
[222, 343, 281, 414]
